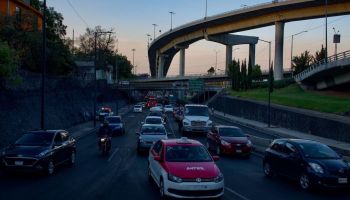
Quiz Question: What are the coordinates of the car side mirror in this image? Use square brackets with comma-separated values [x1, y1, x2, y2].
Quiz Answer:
[154, 155, 162, 162]
[212, 155, 220, 161]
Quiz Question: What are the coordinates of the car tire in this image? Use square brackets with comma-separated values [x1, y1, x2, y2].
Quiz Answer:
[263, 161, 273, 178]
[299, 173, 312, 190]
[47, 160, 55, 175]
[69, 151, 76, 165]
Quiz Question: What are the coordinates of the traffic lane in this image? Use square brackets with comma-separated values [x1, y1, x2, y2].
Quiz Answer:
[166, 114, 350, 200]
[0, 110, 161, 200]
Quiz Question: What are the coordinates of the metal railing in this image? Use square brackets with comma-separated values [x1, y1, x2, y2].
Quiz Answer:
[294, 50, 350, 81]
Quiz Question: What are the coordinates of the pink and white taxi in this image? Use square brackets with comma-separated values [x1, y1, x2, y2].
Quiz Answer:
[148, 137, 224, 199]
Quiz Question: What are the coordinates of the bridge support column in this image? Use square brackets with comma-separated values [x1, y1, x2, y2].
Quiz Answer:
[225, 45, 232, 75]
[249, 44, 256, 68]
[157, 55, 165, 78]
[274, 21, 284, 80]
[179, 48, 185, 77]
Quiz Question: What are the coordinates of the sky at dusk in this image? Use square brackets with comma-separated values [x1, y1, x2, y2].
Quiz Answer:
[48, 0, 350, 75]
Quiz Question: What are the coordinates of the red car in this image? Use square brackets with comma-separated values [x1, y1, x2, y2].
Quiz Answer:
[206, 125, 252, 157]
[148, 138, 224, 199]
[145, 99, 158, 109]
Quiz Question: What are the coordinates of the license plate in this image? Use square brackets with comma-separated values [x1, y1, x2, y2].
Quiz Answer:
[236, 150, 242, 153]
[338, 178, 348, 184]
[193, 185, 208, 189]
[14, 161, 23, 166]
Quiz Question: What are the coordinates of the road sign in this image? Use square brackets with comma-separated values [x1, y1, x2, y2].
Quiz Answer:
[189, 79, 204, 91]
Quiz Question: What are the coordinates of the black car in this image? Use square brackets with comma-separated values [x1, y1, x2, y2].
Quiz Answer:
[105, 116, 125, 135]
[0, 130, 76, 175]
[263, 139, 350, 190]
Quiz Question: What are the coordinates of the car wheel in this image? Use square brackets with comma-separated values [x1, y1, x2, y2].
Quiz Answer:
[69, 151, 76, 165]
[299, 173, 311, 190]
[216, 146, 221, 155]
[263, 161, 274, 178]
[47, 160, 55, 175]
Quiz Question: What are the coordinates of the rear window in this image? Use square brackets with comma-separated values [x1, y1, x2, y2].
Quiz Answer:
[145, 118, 162, 124]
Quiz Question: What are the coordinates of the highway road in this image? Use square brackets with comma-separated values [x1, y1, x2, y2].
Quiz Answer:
[0, 110, 349, 200]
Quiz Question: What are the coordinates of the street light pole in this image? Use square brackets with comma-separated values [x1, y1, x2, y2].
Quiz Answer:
[169, 11, 175, 30]
[214, 50, 219, 74]
[152, 24, 157, 40]
[290, 31, 307, 70]
[41, 0, 47, 130]
[205, 0, 207, 19]
[146, 34, 151, 48]
[325, 0, 328, 63]
[259, 39, 272, 127]
[132, 48, 136, 74]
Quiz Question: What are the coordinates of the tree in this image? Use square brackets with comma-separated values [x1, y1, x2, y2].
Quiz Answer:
[291, 50, 313, 74]
[207, 66, 215, 75]
[313, 45, 326, 63]
[247, 59, 253, 88]
[228, 59, 241, 91]
[0, 41, 19, 87]
[241, 59, 247, 90]
[252, 64, 263, 80]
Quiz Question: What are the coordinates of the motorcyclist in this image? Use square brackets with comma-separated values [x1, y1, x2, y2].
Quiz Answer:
[176, 105, 184, 129]
[98, 119, 112, 148]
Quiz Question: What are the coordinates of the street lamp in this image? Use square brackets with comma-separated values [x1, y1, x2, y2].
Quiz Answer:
[333, 27, 340, 57]
[259, 39, 272, 128]
[214, 50, 219, 74]
[41, 0, 47, 129]
[94, 30, 114, 127]
[152, 24, 157, 40]
[290, 30, 307, 70]
[146, 34, 151, 48]
[169, 11, 175, 30]
[132, 48, 136, 74]
[325, 0, 328, 63]
[205, 0, 208, 19]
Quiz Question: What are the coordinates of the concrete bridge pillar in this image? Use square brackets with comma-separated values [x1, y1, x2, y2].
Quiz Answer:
[225, 45, 232, 75]
[249, 44, 256, 68]
[157, 55, 165, 78]
[274, 21, 284, 80]
[179, 48, 185, 77]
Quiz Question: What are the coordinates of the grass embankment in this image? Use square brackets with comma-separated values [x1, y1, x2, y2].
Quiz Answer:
[228, 84, 350, 114]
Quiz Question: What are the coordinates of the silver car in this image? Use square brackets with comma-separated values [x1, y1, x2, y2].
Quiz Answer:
[136, 124, 168, 154]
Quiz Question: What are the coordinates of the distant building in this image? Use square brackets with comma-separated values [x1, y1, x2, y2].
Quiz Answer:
[0, 0, 43, 31]
[74, 61, 114, 84]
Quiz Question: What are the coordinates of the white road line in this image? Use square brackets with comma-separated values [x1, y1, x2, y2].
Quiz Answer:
[108, 148, 119, 162]
[225, 187, 251, 200]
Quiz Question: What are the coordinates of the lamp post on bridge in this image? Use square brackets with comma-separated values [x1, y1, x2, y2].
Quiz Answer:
[290, 30, 307, 71]
[259, 39, 272, 128]
[169, 11, 175, 30]
[152, 24, 157, 41]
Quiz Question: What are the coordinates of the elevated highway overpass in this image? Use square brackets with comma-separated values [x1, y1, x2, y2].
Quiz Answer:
[148, 0, 350, 80]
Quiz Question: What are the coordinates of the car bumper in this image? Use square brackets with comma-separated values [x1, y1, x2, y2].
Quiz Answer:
[1, 158, 47, 173]
[183, 126, 210, 133]
[221, 145, 252, 155]
[309, 171, 350, 188]
[165, 180, 224, 198]
[134, 109, 142, 112]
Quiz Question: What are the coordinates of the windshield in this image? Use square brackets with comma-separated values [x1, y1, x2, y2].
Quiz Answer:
[220, 127, 245, 137]
[185, 106, 209, 117]
[145, 118, 162, 124]
[106, 117, 121, 124]
[298, 142, 339, 159]
[166, 145, 212, 162]
[15, 132, 54, 146]
[141, 126, 166, 135]
[149, 112, 162, 117]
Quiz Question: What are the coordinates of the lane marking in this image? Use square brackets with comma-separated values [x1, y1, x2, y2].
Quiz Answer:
[108, 148, 119, 162]
[225, 187, 251, 200]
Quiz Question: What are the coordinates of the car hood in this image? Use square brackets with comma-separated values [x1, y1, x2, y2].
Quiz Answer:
[183, 116, 209, 122]
[140, 134, 168, 142]
[307, 158, 350, 171]
[165, 162, 220, 179]
[221, 137, 248, 144]
[4, 145, 49, 157]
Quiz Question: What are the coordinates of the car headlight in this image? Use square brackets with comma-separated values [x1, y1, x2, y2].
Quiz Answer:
[207, 120, 213, 126]
[246, 140, 252, 147]
[168, 173, 183, 183]
[100, 138, 106, 142]
[214, 173, 224, 183]
[309, 162, 324, 174]
[221, 140, 230, 146]
[38, 150, 50, 158]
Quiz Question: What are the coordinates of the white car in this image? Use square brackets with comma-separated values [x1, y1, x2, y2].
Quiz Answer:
[142, 116, 165, 125]
[150, 104, 163, 112]
[164, 105, 174, 113]
[133, 104, 143, 113]
[181, 104, 212, 134]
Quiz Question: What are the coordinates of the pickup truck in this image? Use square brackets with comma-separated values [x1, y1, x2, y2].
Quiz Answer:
[181, 104, 213, 135]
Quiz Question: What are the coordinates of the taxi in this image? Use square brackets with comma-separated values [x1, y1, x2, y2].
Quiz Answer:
[148, 138, 224, 199]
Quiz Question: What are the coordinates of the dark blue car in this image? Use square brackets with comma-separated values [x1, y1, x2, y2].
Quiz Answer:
[105, 116, 125, 135]
[263, 139, 350, 190]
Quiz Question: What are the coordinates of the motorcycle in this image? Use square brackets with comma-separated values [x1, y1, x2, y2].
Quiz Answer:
[99, 136, 111, 155]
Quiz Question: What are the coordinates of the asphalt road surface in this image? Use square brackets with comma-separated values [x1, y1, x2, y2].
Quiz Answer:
[1, 110, 349, 200]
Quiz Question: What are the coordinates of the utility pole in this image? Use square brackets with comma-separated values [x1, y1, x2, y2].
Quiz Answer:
[214, 50, 219, 74]
[169, 11, 175, 30]
[41, 0, 47, 130]
[132, 48, 136, 74]
[290, 31, 307, 71]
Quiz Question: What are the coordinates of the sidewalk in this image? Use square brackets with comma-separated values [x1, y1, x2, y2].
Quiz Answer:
[67, 105, 132, 140]
[213, 110, 350, 161]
